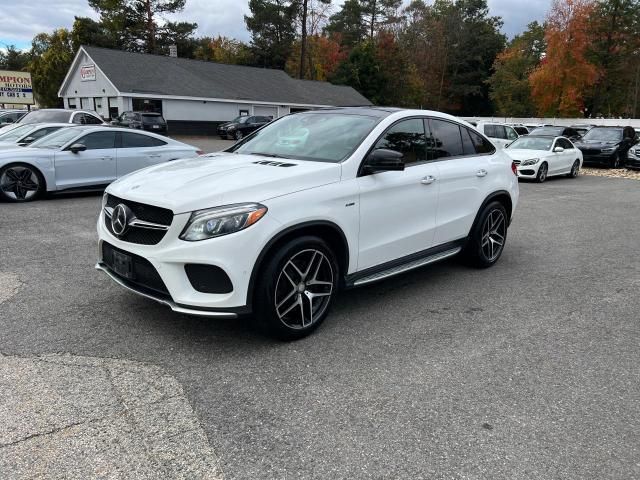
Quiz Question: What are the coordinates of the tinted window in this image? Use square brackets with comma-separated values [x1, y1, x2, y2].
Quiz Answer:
[75, 131, 116, 150]
[141, 114, 164, 124]
[469, 129, 495, 154]
[82, 113, 103, 125]
[374, 118, 426, 164]
[428, 119, 464, 158]
[24, 127, 61, 142]
[505, 126, 518, 141]
[558, 138, 573, 149]
[582, 128, 623, 142]
[120, 132, 167, 148]
[461, 127, 475, 155]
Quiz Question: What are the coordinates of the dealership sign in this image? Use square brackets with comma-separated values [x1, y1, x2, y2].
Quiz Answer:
[80, 64, 96, 82]
[0, 71, 34, 105]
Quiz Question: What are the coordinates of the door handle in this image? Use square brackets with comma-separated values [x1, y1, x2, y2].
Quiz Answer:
[100, 156, 114, 161]
[476, 169, 488, 177]
[421, 175, 436, 185]
[148, 154, 162, 158]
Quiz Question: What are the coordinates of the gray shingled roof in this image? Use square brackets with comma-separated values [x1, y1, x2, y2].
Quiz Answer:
[82, 46, 371, 107]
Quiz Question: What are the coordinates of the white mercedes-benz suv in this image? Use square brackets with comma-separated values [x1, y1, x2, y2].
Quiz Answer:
[97, 108, 519, 339]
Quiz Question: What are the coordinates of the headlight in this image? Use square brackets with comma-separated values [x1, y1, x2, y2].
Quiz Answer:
[227, 125, 236, 131]
[101, 192, 108, 209]
[179, 203, 267, 241]
[521, 158, 540, 166]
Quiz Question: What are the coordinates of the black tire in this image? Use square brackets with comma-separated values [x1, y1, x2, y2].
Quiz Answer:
[235, 130, 243, 141]
[536, 162, 548, 183]
[567, 160, 580, 178]
[462, 201, 508, 269]
[0, 163, 44, 202]
[254, 236, 339, 340]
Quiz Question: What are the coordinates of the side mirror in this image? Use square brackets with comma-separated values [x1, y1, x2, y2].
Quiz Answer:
[22, 136, 35, 144]
[362, 149, 405, 174]
[110, 120, 118, 125]
[69, 143, 87, 154]
[553, 146, 564, 153]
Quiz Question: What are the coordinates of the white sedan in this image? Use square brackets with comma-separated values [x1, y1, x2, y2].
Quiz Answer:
[505, 135, 583, 183]
[0, 126, 202, 202]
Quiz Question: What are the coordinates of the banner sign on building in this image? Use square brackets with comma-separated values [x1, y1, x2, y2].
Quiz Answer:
[80, 64, 96, 82]
[0, 71, 34, 105]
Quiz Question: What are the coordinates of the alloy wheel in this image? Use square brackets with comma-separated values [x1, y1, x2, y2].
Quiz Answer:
[0, 166, 40, 201]
[571, 161, 580, 177]
[538, 164, 547, 182]
[274, 249, 334, 329]
[235, 131, 243, 140]
[481, 210, 506, 262]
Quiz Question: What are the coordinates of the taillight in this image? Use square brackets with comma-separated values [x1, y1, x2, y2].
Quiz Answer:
[511, 161, 517, 175]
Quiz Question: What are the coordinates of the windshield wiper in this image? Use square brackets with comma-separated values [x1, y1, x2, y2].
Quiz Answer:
[248, 152, 290, 159]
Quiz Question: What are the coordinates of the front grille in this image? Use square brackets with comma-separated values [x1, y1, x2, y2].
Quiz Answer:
[106, 194, 173, 226]
[102, 242, 170, 297]
[105, 194, 173, 245]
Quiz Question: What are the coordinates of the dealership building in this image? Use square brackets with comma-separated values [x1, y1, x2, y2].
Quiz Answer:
[58, 46, 371, 134]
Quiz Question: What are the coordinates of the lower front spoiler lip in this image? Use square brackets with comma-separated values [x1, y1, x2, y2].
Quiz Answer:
[95, 262, 238, 319]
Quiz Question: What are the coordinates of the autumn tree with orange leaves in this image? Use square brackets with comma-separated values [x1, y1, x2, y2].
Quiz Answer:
[529, 0, 599, 117]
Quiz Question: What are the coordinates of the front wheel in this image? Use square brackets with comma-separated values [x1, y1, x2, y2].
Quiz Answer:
[0, 163, 44, 202]
[536, 162, 548, 183]
[610, 152, 623, 169]
[235, 130, 244, 141]
[568, 160, 580, 178]
[254, 236, 339, 340]
[462, 201, 508, 268]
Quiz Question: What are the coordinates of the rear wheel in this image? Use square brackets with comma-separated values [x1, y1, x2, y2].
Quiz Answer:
[0, 164, 44, 202]
[463, 201, 508, 268]
[567, 160, 580, 178]
[254, 236, 339, 340]
[536, 162, 548, 183]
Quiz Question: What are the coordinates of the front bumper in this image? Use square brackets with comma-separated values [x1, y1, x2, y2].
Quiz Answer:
[516, 163, 540, 178]
[96, 208, 279, 317]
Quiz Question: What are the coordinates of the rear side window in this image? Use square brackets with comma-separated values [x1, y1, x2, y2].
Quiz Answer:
[75, 131, 117, 150]
[27, 127, 60, 141]
[83, 114, 103, 125]
[374, 118, 426, 165]
[468, 129, 495, 154]
[120, 132, 167, 148]
[427, 119, 464, 159]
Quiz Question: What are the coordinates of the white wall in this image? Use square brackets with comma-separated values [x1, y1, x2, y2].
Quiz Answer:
[463, 117, 640, 128]
[162, 100, 250, 122]
[60, 51, 118, 100]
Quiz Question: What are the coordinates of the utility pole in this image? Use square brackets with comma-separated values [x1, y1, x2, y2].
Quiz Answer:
[299, 0, 308, 79]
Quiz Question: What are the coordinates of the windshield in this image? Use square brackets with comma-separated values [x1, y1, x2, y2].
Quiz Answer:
[0, 124, 35, 141]
[530, 127, 562, 136]
[582, 128, 623, 142]
[229, 116, 249, 124]
[19, 110, 72, 124]
[507, 136, 553, 151]
[29, 127, 88, 149]
[230, 113, 380, 163]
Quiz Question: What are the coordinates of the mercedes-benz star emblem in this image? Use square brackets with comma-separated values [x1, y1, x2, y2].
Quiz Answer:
[111, 204, 131, 236]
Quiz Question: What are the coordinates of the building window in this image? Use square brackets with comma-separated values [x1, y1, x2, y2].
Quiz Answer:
[68, 99, 77, 109]
[239, 109, 249, 116]
[132, 98, 162, 114]
[95, 98, 102, 109]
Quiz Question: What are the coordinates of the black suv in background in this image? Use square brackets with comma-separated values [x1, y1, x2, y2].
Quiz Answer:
[573, 126, 638, 168]
[217, 115, 272, 140]
[112, 111, 168, 135]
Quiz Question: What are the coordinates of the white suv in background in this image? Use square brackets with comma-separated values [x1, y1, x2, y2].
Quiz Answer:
[96, 108, 519, 339]
[476, 122, 519, 149]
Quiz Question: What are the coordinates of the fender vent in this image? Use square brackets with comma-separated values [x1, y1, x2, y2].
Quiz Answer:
[252, 160, 296, 167]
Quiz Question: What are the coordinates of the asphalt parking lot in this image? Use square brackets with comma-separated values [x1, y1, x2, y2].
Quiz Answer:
[1, 173, 639, 479]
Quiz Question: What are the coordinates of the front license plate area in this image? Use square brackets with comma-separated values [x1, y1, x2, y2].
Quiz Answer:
[112, 251, 134, 279]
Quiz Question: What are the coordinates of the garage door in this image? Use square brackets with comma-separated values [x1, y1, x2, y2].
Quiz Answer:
[253, 106, 278, 119]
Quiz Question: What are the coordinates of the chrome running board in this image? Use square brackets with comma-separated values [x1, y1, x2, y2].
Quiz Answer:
[352, 247, 461, 287]
[95, 263, 238, 319]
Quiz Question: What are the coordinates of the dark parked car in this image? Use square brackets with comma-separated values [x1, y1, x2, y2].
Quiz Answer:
[512, 126, 529, 135]
[573, 126, 638, 168]
[529, 126, 582, 141]
[217, 115, 272, 140]
[570, 124, 595, 137]
[112, 111, 168, 135]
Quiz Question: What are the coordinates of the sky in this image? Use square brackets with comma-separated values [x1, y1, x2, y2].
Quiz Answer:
[0, 0, 552, 51]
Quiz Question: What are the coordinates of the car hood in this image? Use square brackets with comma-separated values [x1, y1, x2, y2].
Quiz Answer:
[505, 149, 552, 161]
[219, 122, 238, 129]
[0, 141, 19, 150]
[107, 153, 342, 214]
[0, 146, 52, 159]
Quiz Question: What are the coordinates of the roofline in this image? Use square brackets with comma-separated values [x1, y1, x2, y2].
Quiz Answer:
[57, 46, 120, 98]
[117, 92, 359, 109]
